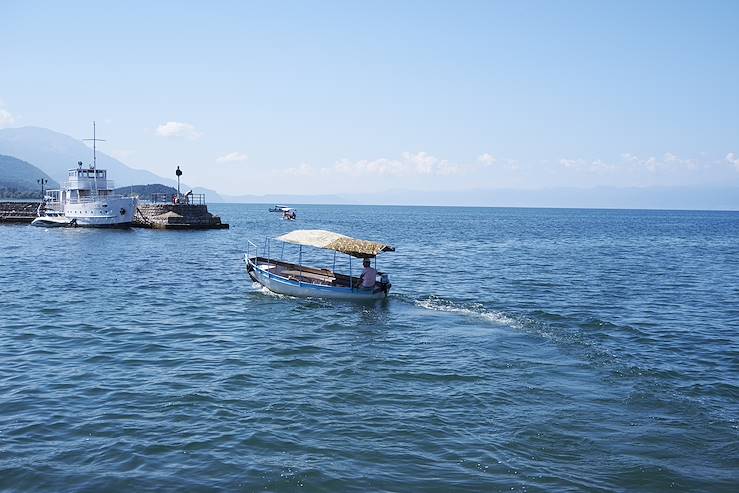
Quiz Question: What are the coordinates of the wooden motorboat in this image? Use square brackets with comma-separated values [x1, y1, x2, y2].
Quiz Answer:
[245, 229, 394, 300]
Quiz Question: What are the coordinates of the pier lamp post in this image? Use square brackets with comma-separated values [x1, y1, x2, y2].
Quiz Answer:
[37, 178, 47, 199]
[176, 166, 182, 198]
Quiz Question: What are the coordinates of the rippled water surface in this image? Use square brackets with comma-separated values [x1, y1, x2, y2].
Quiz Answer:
[1, 205, 738, 492]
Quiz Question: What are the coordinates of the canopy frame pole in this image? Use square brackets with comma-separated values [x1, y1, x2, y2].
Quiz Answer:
[349, 255, 352, 291]
[298, 245, 302, 285]
[332, 250, 336, 273]
[281, 241, 285, 260]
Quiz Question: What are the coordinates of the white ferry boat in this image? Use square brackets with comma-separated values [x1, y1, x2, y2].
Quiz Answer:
[44, 123, 137, 228]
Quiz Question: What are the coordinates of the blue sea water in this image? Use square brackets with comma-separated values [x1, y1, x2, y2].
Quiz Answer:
[0, 204, 737, 492]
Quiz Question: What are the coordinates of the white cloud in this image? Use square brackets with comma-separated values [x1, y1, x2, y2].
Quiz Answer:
[155, 121, 202, 139]
[559, 158, 584, 169]
[284, 163, 315, 176]
[505, 159, 521, 170]
[326, 151, 462, 177]
[436, 160, 461, 175]
[560, 152, 704, 174]
[663, 152, 679, 163]
[559, 158, 614, 173]
[478, 153, 497, 166]
[621, 152, 697, 172]
[216, 152, 249, 163]
[644, 157, 660, 172]
[725, 152, 739, 171]
[0, 108, 15, 128]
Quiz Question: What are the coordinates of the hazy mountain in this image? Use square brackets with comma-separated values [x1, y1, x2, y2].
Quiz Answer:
[0, 154, 58, 199]
[220, 193, 350, 204]
[344, 187, 739, 210]
[0, 126, 222, 201]
[220, 187, 739, 211]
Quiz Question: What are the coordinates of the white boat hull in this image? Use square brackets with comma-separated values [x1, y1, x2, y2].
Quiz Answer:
[63, 197, 136, 228]
[31, 216, 77, 227]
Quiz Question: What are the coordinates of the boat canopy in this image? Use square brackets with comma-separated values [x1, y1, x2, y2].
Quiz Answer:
[275, 229, 395, 258]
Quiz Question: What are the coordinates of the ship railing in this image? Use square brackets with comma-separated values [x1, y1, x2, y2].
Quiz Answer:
[246, 240, 260, 263]
[63, 180, 116, 190]
[49, 194, 133, 205]
[149, 192, 206, 205]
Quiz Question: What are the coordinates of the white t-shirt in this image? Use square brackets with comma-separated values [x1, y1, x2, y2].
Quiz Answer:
[361, 266, 377, 287]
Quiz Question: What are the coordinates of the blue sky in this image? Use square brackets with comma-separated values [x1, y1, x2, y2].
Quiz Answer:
[1, 0, 738, 195]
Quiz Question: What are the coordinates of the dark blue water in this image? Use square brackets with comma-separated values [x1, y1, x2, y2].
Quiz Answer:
[1, 205, 737, 492]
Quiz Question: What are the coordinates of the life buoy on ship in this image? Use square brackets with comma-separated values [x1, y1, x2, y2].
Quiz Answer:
[120, 208, 126, 216]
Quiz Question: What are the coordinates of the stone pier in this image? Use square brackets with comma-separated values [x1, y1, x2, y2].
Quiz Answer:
[0, 201, 40, 223]
[134, 203, 229, 229]
[0, 201, 229, 229]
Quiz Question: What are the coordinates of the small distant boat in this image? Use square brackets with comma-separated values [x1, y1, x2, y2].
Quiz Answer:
[269, 205, 289, 212]
[245, 229, 394, 300]
[31, 209, 77, 228]
[281, 207, 297, 220]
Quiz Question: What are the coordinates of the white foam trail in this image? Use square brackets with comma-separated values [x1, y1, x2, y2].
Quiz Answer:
[251, 282, 289, 299]
[415, 297, 520, 328]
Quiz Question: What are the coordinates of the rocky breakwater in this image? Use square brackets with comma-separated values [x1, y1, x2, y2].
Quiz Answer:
[0, 201, 40, 223]
[135, 204, 228, 230]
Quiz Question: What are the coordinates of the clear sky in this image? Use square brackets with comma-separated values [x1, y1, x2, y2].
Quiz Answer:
[1, 0, 738, 196]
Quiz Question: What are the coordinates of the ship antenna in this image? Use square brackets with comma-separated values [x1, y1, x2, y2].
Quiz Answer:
[82, 121, 106, 169]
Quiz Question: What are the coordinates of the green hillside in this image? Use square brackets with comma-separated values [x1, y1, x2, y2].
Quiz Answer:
[0, 154, 58, 199]
[113, 183, 178, 200]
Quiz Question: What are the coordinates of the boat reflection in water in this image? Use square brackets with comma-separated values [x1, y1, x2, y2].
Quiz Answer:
[245, 229, 394, 300]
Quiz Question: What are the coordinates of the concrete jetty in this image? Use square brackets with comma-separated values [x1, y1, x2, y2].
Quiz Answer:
[0, 200, 229, 229]
[134, 203, 228, 229]
[0, 201, 39, 223]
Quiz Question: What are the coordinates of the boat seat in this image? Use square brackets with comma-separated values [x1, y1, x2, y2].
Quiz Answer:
[280, 269, 335, 285]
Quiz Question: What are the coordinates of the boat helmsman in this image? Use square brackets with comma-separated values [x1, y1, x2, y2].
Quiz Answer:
[358, 258, 377, 289]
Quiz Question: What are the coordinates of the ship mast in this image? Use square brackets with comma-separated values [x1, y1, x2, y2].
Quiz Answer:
[82, 121, 106, 197]
[83, 121, 105, 169]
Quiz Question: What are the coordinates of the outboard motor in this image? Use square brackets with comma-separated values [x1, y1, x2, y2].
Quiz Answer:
[380, 273, 389, 285]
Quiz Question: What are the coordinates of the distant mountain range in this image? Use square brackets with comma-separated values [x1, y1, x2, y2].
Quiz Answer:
[0, 154, 58, 199]
[1, 126, 737, 210]
[220, 186, 739, 211]
[220, 193, 347, 204]
[342, 187, 739, 210]
[0, 126, 222, 201]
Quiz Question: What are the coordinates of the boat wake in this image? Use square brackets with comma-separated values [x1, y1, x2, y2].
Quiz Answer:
[411, 295, 521, 328]
[251, 282, 289, 299]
